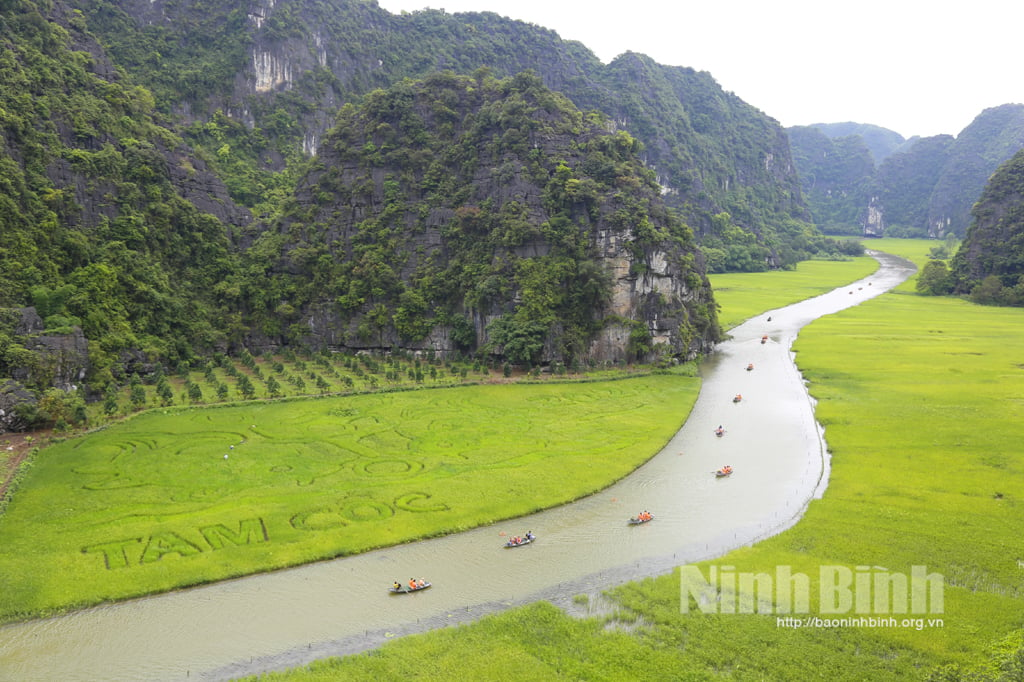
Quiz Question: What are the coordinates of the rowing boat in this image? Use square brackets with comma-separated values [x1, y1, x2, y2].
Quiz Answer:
[389, 582, 431, 594]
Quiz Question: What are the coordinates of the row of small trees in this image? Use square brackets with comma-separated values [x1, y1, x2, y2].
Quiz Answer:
[93, 348, 514, 424]
[32, 347, 594, 435]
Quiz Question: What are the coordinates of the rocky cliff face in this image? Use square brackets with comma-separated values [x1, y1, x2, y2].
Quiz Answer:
[250, 72, 720, 364]
[589, 244, 709, 363]
[1, 309, 90, 392]
[950, 148, 1024, 292]
[924, 105, 1024, 238]
[863, 197, 884, 237]
[0, 308, 90, 432]
[89, 0, 809, 252]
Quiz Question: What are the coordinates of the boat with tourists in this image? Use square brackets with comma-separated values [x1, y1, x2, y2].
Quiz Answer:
[504, 532, 535, 548]
[628, 512, 654, 525]
[390, 579, 431, 594]
[715, 466, 734, 478]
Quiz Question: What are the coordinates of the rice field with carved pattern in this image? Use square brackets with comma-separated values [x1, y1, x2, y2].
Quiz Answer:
[0, 370, 700, 622]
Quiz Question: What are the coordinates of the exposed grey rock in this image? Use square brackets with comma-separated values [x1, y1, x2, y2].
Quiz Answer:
[17, 328, 90, 393]
[0, 381, 37, 434]
[2, 308, 90, 393]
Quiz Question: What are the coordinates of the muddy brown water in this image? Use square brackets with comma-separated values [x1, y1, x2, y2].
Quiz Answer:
[0, 252, 914, 681]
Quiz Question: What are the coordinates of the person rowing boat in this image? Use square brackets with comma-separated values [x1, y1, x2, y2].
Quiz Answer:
[390, 578, 431, 593]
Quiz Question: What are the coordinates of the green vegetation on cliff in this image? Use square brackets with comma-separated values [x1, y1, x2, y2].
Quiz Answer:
[0, 0, 247, 397]
[243, 70, 720, 364]
[948, 148, 1024, 304]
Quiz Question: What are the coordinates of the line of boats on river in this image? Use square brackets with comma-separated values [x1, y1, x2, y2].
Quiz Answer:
[390, 530, 538, 592]
[716, 353, 760, 478]
[390, 346, 761, 593]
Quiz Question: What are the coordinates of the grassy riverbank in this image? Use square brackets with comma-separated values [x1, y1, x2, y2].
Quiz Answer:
[0, 373, 702, 622]
[709, 256, 878, 330]
[250, 240, 1024, 680]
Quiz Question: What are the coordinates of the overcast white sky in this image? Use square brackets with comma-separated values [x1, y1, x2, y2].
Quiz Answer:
[376, 0, 1023, 139]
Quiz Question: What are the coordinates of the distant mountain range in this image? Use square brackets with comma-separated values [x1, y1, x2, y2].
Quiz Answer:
[788, 105, 1024, 238]
[1, 0, 1022, 427]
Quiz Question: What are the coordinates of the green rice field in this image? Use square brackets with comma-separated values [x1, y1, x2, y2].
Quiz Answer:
[247, 240, 1024, 680]
[0, 371, 700, 622]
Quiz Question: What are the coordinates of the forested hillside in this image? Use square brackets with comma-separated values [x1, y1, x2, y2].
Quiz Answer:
[78, 0, 823, 262]
[789, 105, 1024, 238]
[948, 148, 1024, 303]
[243, 71, 720, 365]
[0, 0, 250, 406]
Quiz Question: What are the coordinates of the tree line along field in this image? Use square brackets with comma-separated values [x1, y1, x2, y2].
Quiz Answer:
[1, 347, 620, 506]
[77, 251, 882, 432]
[241, 240, 1024, 681]
[90, 347, 609, 426]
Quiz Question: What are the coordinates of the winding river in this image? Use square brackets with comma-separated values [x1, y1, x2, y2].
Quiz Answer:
[0, 251, 915, 681]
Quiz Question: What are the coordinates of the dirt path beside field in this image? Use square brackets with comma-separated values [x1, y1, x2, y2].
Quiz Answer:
[0, 431, 47, 502]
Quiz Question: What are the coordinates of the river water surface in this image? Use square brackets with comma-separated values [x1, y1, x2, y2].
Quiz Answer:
[0, 251, 914, 681]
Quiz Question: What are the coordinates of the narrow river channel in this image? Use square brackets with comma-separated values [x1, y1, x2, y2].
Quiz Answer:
[0, 251, 915, 681]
